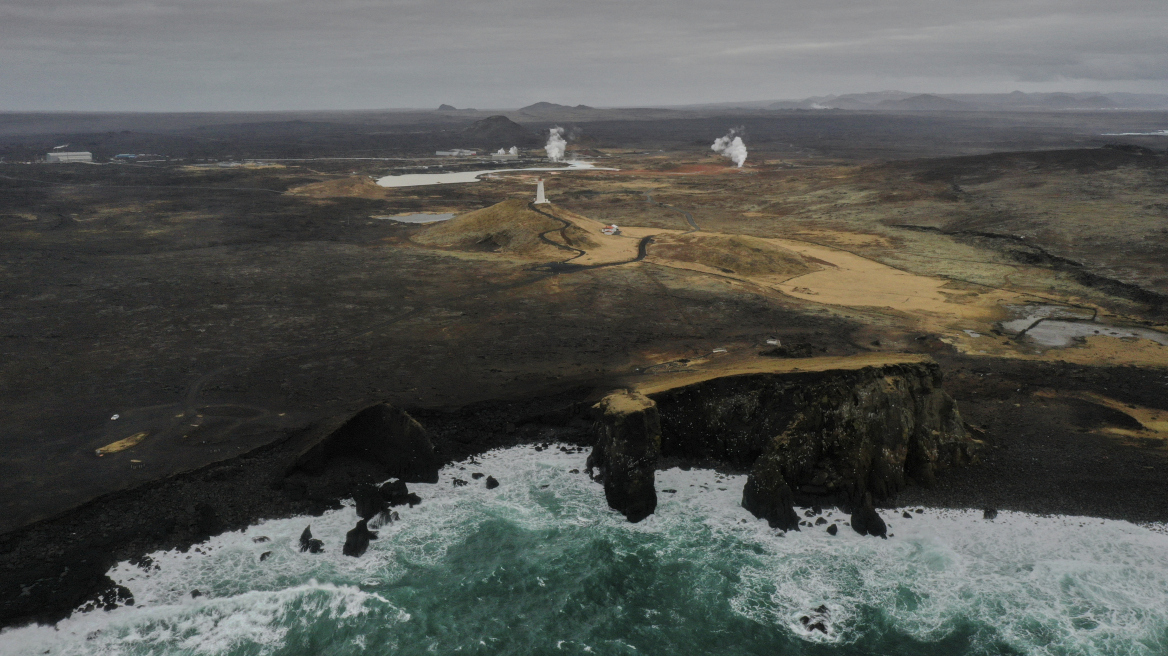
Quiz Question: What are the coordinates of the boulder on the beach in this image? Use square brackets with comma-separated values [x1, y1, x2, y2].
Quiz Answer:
[826, 524, 838, 535]
[485, 476, 499, 489]
[587, 390, 661, 523]
[983, 508, 998, 520]
[293, 404, 441, 483]
[342, 519, 378, 558]
[850, 493, 887, 538]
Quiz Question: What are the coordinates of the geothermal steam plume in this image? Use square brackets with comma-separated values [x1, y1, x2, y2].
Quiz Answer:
[546, 127, 567, 162]
[712, 130, 747, 167]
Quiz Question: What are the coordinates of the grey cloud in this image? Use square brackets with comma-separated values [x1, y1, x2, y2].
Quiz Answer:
[0, 0, 1165, 110]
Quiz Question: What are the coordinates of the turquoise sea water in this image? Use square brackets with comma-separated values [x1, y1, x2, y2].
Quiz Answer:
[4, 445, 1168, 656]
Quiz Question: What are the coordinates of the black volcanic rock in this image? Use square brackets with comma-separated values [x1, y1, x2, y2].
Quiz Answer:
[485, 476, 499, 489]
[587, 390, 660, 523]
[741, 458, 801, 531]
[379, 479, 421, 507]
[670, 363, 978, 509]
[850, 494, 887, 538]
[299, 526, 324, 553]
[353, 484, 387, 520]
[342, 519, 378, 558]
[294, 404, 441, 483]
[826, 524, 838, 535]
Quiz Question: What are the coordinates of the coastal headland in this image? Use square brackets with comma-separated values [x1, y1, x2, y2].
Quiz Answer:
[1, 109, 1166, 630]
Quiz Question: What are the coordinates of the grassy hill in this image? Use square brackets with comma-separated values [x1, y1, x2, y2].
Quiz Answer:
[414, 198, 564, 256]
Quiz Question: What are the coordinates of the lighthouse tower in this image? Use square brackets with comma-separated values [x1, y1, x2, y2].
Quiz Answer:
[534, 178, 549, 204]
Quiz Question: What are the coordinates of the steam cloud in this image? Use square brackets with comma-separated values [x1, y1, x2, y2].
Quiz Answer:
[495, 146, 518, 155]
[546, 127, 567, 162]
[711, 129, 747, 167]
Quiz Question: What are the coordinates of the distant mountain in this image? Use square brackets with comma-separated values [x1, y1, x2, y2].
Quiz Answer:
[518, 102, 596, 114]
[763, 90, 1168, 112]
[461, 115, 540, 147]
[877, 94, 974, 111]
[769, 91, 919, 110]
[1040, 93, 1115, 108]
[438, 104, 458, 111]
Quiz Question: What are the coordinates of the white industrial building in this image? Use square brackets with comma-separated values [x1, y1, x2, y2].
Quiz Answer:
[45, 151, 92, 163]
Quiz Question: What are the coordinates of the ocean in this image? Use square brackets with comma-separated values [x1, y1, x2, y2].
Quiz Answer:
[4, 445, 1167, 655]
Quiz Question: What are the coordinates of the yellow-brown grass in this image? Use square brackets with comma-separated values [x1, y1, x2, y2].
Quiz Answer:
[650, 233, 816, 277]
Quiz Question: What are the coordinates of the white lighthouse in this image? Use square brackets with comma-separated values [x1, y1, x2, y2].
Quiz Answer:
[534, 178, 549, 204]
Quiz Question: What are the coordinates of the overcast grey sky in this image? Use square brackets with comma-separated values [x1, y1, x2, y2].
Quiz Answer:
[2, 0, 1166, 111]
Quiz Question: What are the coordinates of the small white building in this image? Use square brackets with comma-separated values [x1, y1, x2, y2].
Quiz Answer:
[45, 151, 92, 163]
[601, 224, 621, 236]
[534, 179, 549, 204]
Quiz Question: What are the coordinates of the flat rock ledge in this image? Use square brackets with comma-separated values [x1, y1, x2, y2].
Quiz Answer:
[590, 362, 982, 527]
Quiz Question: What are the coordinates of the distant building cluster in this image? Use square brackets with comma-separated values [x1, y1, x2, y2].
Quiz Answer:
[435, 149, 477, 157]
[44, 151, 92, 163]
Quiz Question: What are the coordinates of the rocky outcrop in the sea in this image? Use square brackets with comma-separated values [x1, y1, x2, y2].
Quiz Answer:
[293, 404, 441, 483]
[353, 484, 387, 520]
[587, 390, 661, 523]
[342, 519, 378, 557]
[299, 526, 324, 553]
[850, 493, 887, 538]
[591, 362, 980, 525]
[380, 480, 422, 507]
[741, 456, 802, 530]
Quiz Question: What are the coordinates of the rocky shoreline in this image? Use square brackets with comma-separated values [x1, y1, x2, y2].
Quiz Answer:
[2, 356, 1166, 631]
[587, 362, 980, 527]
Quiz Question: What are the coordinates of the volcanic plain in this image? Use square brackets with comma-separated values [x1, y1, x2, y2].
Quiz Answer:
[1, 108, 1167, 626]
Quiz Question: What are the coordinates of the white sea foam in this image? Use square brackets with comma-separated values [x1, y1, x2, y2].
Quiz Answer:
[3, 445, 1167, 655]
